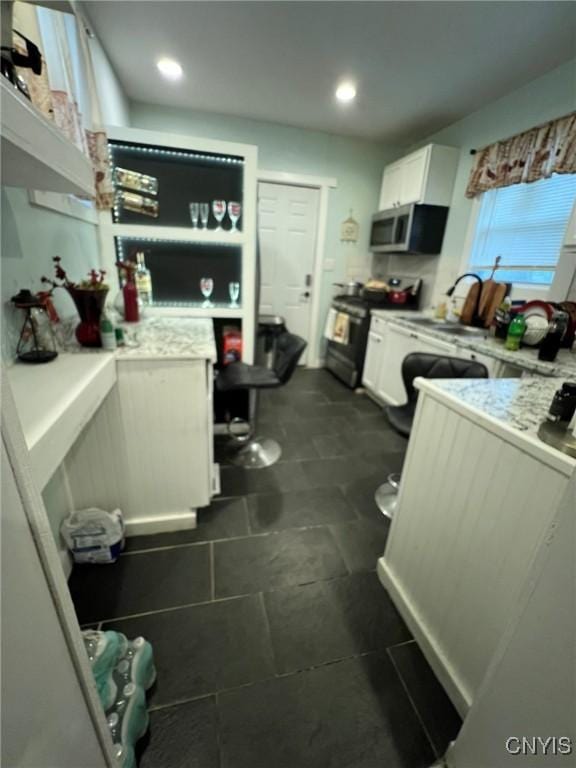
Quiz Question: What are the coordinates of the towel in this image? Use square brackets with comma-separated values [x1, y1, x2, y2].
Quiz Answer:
[324, 308, 337, 340]
[332, 312, 350, 345]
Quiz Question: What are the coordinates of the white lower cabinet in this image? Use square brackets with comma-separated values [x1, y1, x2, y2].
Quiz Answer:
[455, 348, 498, 377]
[63, 358, 213, 536]
[371, 321, 455, 405]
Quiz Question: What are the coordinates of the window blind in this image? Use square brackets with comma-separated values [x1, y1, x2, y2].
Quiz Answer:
[469, 173, 576, 286]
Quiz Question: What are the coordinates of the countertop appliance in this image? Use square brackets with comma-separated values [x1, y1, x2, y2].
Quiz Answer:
[325, 276, 421, 388]
[370, 203, 449, 254]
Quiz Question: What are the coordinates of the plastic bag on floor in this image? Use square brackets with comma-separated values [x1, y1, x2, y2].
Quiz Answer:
[62, 508, 125, 564]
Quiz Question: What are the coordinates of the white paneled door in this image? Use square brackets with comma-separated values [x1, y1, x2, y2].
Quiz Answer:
[258, 182, 320, 355]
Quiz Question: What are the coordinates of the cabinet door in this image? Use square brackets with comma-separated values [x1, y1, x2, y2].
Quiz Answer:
[363, 329, 384, 392]
[456, 348, 497, 377]
[399, 147, 429, 206]
[376, 325, 456, 405]
[379, 162, 403, 210]
[117, 359, 212, 520]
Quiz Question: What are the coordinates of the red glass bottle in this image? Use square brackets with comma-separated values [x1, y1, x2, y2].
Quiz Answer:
[116, 261, 140, 322]
[123, 274, 139, 322]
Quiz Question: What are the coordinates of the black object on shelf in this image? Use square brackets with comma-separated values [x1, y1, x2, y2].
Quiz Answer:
[109, 140, 243, 229]
[11, 289, 58, 363]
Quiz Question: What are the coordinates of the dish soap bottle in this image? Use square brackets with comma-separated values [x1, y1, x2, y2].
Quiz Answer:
[505, 313, 526, 351]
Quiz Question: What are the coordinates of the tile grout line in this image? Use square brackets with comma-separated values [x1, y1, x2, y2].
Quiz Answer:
[94, 570, 370, 626]
[386, 646, 440, 761]
[147, 648, 398, 714]
[121, 518, 365, 557]
[209, 541, 215, 601]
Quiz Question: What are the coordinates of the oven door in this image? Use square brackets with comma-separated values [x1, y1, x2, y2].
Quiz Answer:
[325, 312, 368, 388]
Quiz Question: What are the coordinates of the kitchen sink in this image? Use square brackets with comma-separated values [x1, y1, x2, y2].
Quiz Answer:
[407, 318, 488, 337]
[440, 326, 488, 337]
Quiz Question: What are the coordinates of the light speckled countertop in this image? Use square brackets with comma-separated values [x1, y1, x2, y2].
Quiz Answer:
[426, 377, 564, 437]
[116, 317, 216, 362]
[59, 316, 217, 362]
[371, 310, 576, 378]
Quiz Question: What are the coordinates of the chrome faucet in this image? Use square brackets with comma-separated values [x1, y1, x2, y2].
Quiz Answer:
[446, 273, 484, 327]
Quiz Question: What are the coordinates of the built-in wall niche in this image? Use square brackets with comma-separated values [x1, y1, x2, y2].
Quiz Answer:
[109, 140, 244, 230]
[115, 237, 242, 308]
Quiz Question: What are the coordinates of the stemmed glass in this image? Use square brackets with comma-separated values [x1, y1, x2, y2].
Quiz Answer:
[212, 200, 226, 231]
[200, 277, 214, 308]
[228, 281, 240, 308]
[189, 202, 199, 228]
[228, 201, 242, 232]
[199, 203, 209, 229]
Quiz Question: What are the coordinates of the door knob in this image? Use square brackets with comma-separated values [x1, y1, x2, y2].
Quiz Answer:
[302, 291, 311, 299]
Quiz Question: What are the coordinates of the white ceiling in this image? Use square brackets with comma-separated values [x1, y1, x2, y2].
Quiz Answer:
[83, 1, 576, 143]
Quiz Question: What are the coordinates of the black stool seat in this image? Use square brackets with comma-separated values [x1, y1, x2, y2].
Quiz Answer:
[386, 403, 416, 437]
[386, 353, 489, 437]
[216, 362, 281, 391]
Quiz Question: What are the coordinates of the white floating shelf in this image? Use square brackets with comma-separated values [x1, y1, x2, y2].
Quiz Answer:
[111, 224, 245, 246]
[7, 353, 117, 490]
[1, 78, 93, 196]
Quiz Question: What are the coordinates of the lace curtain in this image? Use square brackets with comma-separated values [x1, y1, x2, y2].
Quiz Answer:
[11, 1, 114, 209]
[466, 112, 576, 198]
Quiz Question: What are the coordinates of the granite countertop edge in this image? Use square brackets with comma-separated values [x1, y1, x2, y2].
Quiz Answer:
[371, 310, 576, 379]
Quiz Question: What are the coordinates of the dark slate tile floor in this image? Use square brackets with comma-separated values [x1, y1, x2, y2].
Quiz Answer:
[70, 368, 460, 767]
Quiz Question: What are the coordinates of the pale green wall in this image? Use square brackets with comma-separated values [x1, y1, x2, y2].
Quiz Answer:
[1, 188, 102, 362]
[409, 58, 576, 304]
[130, 102, 402, 359]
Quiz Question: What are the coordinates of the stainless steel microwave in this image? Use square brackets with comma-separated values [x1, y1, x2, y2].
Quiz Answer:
[370, 203, 449, 254]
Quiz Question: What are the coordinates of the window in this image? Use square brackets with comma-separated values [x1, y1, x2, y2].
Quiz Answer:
[468, 174, 576, 288]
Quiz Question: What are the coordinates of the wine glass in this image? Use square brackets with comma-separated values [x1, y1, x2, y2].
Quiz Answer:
[228, 201, 242, 232]
[199, 203, 209, 229]
[189, 202, 199, 228]
[228, 281, 240, 308]
[212, 200, 226, 231]
[200, 277, 214, 308]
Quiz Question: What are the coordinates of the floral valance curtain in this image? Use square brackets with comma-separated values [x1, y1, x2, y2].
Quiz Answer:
[466, 112, 576, 198]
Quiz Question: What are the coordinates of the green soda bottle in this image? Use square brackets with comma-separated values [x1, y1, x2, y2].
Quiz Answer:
[505, 313, 526, 351]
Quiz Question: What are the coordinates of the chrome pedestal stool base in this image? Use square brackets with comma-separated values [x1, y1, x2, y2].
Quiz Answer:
[226, 416, 282, 469]
[375, 472, 401, 520]
[228, 437, 282, 469]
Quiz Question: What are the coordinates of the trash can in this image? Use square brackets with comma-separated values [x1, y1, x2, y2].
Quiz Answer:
[256, 314, 286, 369]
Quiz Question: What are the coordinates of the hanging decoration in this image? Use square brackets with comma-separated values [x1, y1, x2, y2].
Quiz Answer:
[340, 210, 359, 242]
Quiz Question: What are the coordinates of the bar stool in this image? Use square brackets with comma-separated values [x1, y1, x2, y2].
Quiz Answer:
[216, 330, 307, 468]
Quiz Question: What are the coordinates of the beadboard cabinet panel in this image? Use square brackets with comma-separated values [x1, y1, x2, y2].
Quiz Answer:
[63, 359, 213, 535]
[379, 390, 570, 715]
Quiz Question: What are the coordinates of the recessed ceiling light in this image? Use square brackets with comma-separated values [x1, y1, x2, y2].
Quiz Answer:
[157, 58, 183, 81]
[335, 81, 356, 104]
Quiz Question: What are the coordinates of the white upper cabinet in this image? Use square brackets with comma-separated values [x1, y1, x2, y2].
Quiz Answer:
[379, 163, 404, 210]
[378, 143, 460, 210]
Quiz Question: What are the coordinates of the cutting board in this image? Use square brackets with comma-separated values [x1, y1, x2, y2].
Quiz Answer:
[461, 279, 508, 327]
[460, 282, 481, 325]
